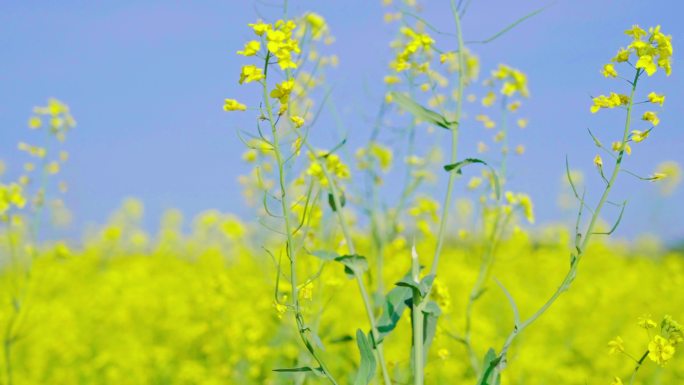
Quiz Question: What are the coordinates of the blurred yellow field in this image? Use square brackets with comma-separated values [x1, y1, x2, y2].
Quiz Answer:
[1, 1, 682, 384]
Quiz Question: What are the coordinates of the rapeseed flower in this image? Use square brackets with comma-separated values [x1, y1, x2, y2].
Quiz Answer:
[237, 41, 261, 57]
[648, 335, 675, 366]
[642, 111, 660, 126]
[647, 92, 665, 106]
[223, 99, 247, 111]
[239, 65, 265, 84]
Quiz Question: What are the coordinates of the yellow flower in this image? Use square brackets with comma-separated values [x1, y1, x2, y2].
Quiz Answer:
[611, 141, 632, 155]
[290, 115, 304, 128]
[223, 99, 247, 111]
[612, 48, 631, 62]
[242, 149, 258, 163]
[631, 130, 650, 143]
[248, 21, 271, 36]
[590, 92, 629, 113]
[46, 161, 60, 175]
[384, 75, 400, 85]
[602, 63, 618, 77]
[648, 92, 665, 106]
[467, 177, 482, 190]
[636, 55, 657, 76]
[304, 13, 328, 39]
[239, 65, 265, 84]
[610, 377, 623, 385]
[662, 315, 683, 345]
[507, 101, 521, 112]
[642, 111, 660, 126]
[515, 145, 525, 155]
[593, 154, 603, 168]
[475, 114, 496, 129]
[482, 91, 496, 107]
[651, 172, 667, 180]
[0, 183, 26, 215]
[638, 315, 658, 329]
[625, 25, 647, 40]
[237, 40, 261, 56]
[298, 281, 313, 301]
[518, 194, 535, 223]
[28, 116, 42, 129]
[517, 118, 528, 128]
[270, 80, 295, 104]
[273, 301, 288, 319]
[648, 335, 675, 366]
[607, 336, 624, 354]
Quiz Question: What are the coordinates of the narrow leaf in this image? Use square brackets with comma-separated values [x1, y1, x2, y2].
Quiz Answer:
[310, 250, 338, 261]
[477, 348, 502, 385]
[274, 366, 325, 377]
[422, 301, 442, 351]
[353, 329, 377, 385]
[443, 158, 486, 173]
[375, 284, 413, 343]
[494, 278, 520, 327]
[328, 191, 346, 212]
[335, 254, 369, 278]
[444, 158, 501, 200]
[390, 92, 457, 130]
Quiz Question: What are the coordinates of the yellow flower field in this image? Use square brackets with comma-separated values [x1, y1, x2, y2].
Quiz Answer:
[1, 1, 682, 384]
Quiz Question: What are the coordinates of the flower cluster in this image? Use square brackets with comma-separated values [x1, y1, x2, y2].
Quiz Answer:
[609, 315, 681, 384]
[0, 183, 26, 219]
[590, 92, 630, 113]
[590, 25, 671, 171]
[390, 26, 435, 72]
[305, 151, 350, 186]
[504, 191, 535, 224]
[485, 64, 529, 98]
[612, 25, 673, 77]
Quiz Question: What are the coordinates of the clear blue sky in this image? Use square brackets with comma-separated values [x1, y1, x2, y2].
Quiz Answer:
[1, 0, 683, 242]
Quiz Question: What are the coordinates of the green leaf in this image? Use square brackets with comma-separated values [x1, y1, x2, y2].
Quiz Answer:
[353, 329, 377, 385]
[274, 366, 326, 377]
[444, 158, 501, 200]
[443, 158, 486, 173]
[328, 191, 346, 212]
[419, 274, 435, 296]
[390, 92, 457, 130]
[335, 254, 369, 278]
[422, 301, 442, 350]
[395, 273, 435, 298]
[375, 284, 413, 344]
[477, 348, 502, 385]
[310, 250, 338, 261]
[494, 278, 520, 327]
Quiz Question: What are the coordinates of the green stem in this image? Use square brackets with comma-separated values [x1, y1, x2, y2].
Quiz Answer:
[493, 69, 642, 373]
[411, 250, 423, 385]
[261, 53, 338, 385]
[430, 0, 466, 277]
[628, 350, 649, 385]
[301, 138, 393, 385]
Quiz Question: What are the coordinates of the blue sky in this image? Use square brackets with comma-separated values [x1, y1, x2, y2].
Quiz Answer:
[1, 0, 682, 242]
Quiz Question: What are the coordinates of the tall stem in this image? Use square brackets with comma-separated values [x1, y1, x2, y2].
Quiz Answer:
[261, 54, 338, 385]
[493, 69, 642, 374]
[411, 250, 423, 385]
[430, 0, 466, 276]
[299, 137, 392, 385]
